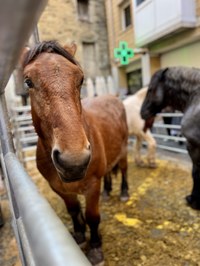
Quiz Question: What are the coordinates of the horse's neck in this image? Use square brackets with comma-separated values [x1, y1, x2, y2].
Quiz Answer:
[166, 84, 189, 113]
[136, 87, 147, 101]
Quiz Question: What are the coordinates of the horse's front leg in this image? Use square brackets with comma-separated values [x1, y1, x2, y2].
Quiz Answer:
[133, 136, 145, 167]
[186, 163, 200, 210]
[63, 194, 86, 246]
[142, 130, 157, 168]
[85, 179, 104, 266]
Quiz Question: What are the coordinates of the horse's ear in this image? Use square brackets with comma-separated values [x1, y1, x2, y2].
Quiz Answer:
[160, 68, 168, 80]
[18, 46, 30, 68]
[63, 42, 77, 56]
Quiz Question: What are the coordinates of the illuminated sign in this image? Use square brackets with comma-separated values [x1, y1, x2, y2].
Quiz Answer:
[114, 41, 134, 65]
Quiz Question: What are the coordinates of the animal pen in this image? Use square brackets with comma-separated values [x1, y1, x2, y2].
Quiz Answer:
[0, 1, 91, 265]
[12, 107, 187, 167]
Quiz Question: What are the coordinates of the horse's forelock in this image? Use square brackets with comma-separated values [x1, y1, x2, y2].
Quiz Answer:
[150, 69, 164, 89]
[23, 40, 79, 68]
[153, 68, 168, 84]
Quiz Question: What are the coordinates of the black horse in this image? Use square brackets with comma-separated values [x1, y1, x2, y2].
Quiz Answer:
[141, 66, 200, 210]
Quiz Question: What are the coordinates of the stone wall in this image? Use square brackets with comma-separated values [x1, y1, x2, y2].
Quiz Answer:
[38, 0, 110, 78]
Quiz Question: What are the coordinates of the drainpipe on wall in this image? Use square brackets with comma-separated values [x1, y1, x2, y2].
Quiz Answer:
[134, 48, 151, 87]
[141, 52, 151, 87]
[111, 65, 119, 94]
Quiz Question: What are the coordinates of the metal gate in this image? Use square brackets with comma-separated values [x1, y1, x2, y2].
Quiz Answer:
[0, 1, 91, 265]
[152, 112, 187, 154]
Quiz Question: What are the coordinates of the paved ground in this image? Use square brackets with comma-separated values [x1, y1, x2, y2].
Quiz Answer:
[1, 147, 200, 266]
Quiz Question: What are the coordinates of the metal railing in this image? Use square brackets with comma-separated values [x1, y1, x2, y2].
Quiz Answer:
[11, 108, 188, 168]
[0, 1, 91, 265]
[11, 105, 37, 166]
[152, 112, 187, 154]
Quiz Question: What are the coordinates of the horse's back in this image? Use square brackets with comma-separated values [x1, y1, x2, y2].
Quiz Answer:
[82, 95, 126, 127]
[82, 95, 128, 173]
[123, 88, 148, 135]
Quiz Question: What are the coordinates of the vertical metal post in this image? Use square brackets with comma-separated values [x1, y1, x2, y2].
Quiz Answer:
[141, 52, 151, 86]
[0, 95, 15, 155]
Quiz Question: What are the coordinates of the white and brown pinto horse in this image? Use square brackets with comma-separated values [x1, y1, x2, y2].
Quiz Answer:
[141, 66, 200, 210]
[123, 87, 157, 168]
[21, 41, 129, 265]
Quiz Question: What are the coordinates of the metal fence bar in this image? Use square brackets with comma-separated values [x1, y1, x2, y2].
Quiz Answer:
[153, 123, 182, 129]
[0, 1, 47, 93]
[156, 144, 188, 154]
[3, 152, 91, 266]
[152, 133, 186, 142]
[160, 113, 183, 117]
[152, 112, 187, 154]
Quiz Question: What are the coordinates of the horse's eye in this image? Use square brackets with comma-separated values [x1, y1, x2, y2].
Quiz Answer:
[24, 78, 34, 89]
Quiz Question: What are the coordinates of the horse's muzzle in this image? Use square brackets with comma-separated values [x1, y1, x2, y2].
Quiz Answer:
[143, 117, 155, 132]
[58, 168, 88, 183]
[140, 109, 151, 120]
[52, 148, 91, 183]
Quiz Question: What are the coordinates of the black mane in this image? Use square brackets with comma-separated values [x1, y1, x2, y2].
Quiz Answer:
[23, 40, 78, 67]
[165, 67, 200, 94]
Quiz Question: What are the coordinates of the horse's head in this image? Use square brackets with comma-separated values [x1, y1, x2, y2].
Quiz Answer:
[22, 41, 91, 183]
[141, 68, 168, 121]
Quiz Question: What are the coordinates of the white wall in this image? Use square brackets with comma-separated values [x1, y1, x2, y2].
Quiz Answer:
[161, 41, 200, 68]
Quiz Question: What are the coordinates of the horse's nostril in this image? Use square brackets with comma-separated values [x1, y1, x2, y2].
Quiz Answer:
[53, 149, 61, 165]
[86, 143, 91, 150]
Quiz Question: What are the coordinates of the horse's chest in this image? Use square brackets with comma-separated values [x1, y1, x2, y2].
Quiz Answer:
[49, 175, 87, 196]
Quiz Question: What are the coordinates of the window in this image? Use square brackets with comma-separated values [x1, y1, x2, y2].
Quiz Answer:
[126, 69, 142, 95]
[136, 0, 146, 6]
[122, 4, 132, 29]
[124, 5, 131, 28]
[77, 0, 89, 21]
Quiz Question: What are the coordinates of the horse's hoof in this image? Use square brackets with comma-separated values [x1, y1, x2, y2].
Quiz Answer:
[135, 160, 146, 168]
[185, 195, 200, 210]
[101, 190, 110, 201]
[148, 162, 157, 169]
[120, 191, 129, 202]
[87, 246, 104, 266]
[71, 232, 86, 248]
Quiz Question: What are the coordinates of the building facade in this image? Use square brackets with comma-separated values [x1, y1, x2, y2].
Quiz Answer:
[105, 0, 142, 95]
[38, 0, 110, 80]
[105, 0, 200, 95]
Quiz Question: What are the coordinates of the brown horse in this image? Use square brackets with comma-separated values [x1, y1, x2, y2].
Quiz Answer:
[21, 41, 129, 265]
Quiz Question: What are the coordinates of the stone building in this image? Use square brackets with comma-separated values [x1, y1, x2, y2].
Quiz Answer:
[38, 0, 110, 80]
[105, 0, 200, 95]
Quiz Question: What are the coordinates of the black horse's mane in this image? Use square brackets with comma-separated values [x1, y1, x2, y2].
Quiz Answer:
[149, 66, 200, 111]
[164, 66, 200, 94]
[23, 40, 78, 67]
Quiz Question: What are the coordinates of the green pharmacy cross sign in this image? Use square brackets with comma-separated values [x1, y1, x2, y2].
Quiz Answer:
[114, 41, 134, 65]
